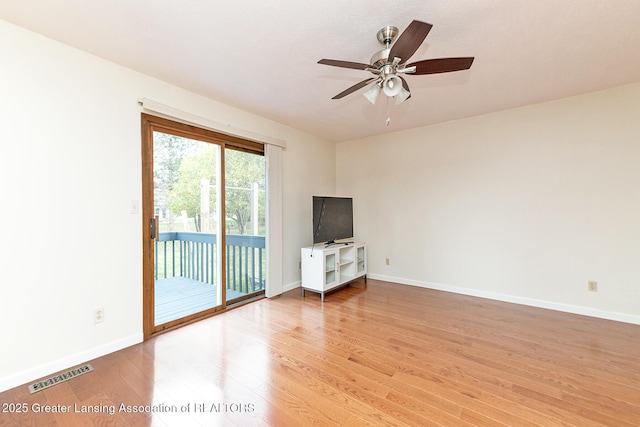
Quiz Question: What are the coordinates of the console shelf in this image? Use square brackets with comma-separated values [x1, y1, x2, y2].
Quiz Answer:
[301, 242, 367, 302]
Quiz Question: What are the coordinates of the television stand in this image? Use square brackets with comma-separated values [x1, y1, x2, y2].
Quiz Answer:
[324, 241, 352, 248]
[301, 242, 367, 302]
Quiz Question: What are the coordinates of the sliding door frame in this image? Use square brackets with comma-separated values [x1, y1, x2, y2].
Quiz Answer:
[141, 113, 264, 339]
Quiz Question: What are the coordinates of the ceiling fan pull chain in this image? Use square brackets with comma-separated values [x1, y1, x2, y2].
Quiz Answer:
[386, 96, 391, 126]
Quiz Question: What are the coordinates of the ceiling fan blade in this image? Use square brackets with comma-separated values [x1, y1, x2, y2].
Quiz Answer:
[332, 78, 375, 99]
[407, 57, 474, 75]
[318, 59, 371, 70]
[388, 20, 433, 64]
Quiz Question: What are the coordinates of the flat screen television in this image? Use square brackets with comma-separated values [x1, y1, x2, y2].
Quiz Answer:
[312, 196, 354, 244]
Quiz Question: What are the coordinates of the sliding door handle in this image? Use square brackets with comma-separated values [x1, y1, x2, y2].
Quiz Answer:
[150, 216, 159, 241]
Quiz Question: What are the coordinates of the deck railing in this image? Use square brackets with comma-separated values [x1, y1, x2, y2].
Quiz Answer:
[155, 232, 266, 294]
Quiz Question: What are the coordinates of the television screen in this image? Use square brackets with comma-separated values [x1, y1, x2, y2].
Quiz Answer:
[312, 196, 354, 244]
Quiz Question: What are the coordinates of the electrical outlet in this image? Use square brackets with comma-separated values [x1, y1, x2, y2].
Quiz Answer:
[94, 308, 104, 324]
[385, 258, 390, 266]
[587, 281, 598, 292]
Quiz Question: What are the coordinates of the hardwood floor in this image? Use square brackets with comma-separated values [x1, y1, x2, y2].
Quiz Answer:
[2, 279, 640, 426]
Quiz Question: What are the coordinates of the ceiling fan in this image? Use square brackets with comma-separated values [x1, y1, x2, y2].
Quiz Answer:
[318, 20, 474, 107]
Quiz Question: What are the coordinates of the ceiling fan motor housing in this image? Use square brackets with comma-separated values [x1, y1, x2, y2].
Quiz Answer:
[370, 48, 391, 69]
[371, 25, 399, 69]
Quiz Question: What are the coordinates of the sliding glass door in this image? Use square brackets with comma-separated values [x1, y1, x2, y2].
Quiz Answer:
[142, 114, 266, 337]
[224, 148, 266, 303]
[151, 131, 222, 327]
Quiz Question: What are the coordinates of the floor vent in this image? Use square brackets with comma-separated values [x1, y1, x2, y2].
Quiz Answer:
[28, 364, 94, 394]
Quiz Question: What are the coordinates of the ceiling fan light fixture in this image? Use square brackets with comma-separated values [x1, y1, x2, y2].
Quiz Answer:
[394, 85, 411, 105]
[363, 83, 382, 105]
[382, 75, 402, 97]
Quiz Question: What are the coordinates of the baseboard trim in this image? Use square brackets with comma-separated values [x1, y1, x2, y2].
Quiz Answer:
[283, 280, 301, 293]
[369, 274, 640, 326]
[0, 333, 143, 393]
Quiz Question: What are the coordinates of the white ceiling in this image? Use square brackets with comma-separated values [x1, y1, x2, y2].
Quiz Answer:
[2, 0, 640, 142]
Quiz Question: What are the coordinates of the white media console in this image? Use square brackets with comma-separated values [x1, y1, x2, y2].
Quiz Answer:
[300, 242, 367, 302]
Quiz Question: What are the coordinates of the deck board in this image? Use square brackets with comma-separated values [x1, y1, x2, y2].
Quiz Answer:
[155, 277, 245, 325]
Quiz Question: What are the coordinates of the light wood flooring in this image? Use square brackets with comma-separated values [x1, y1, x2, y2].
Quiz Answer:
[2, 279, 640, 426]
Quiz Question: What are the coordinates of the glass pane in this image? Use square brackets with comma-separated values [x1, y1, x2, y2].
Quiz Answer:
[224, 148, 266, 302]
[153, 131, 221, 326]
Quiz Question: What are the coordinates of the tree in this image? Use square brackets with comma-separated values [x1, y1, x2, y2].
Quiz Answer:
[168, 144, 218, 220]
[153, 132, 199, 226]
[165, 144, 265, 235]
[225, 149, 265, 235]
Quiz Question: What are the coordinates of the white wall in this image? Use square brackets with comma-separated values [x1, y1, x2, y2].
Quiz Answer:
[0, 19, 335, 392]
[338, 83, 640, 323]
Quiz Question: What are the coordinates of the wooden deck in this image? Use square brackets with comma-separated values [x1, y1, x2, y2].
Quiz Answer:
[154, 277, 245, 325]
